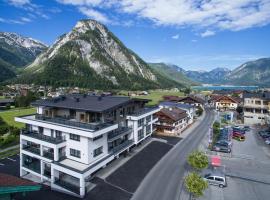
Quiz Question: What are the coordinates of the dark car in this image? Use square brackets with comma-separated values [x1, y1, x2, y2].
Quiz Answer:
[258, 131, 270, 138]
[216, 140, 232, 146]
[212, 143, 231, 153]
[244, 126, 250, 131]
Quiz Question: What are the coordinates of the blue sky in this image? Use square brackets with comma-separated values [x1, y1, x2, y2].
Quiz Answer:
[1, 0, 270, 71]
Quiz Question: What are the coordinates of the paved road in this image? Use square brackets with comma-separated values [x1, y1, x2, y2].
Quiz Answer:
[132, 108, 215, 200]
[0, 144, 19, 153]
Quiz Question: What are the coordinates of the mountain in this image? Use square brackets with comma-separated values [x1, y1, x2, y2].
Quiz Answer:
[184, 67, 231, 84]
[148, 63, 196, 86]
[226, 58, 270, 86]
[0, 65, 16, 82]
[0, 32, 47, 70]
[18, 19, 184, 90]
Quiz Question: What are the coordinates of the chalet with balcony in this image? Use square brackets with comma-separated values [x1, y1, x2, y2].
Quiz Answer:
[210, 95, 241, 111]
[154, 108, 188, 136]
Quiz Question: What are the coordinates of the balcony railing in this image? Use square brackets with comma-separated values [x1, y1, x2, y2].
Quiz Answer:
[23, 162, 41, 173]
[21, 130, 65, 144]
[43, 168, 51, 178]
[43, 151, 54, 160]
[110, 140, 133, 154]
[107, 127, 132, 141]
[35, 114, 115, 131]
[22, 144, 40, 155]
[128, 107, 159, 117]
[54, 178, 80, 194]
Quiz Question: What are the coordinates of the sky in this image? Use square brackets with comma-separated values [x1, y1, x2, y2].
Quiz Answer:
[1, 0, 270, 71]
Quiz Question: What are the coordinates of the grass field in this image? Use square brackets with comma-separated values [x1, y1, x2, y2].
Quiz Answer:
[135, 90, 184, 106]
[0, 107, 36, 128]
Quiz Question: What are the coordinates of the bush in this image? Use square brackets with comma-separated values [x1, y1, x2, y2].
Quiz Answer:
[196, 106, 203, 116]
[188, 151, 209, 170]
[184, 172, 208, 198]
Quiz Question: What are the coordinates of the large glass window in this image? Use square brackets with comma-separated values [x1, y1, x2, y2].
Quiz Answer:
[70, 149, 81, 158]
[138, 129, 144, 140]
[70, 133, 80, 141]
[138, 118, 144, 127]
[93, 146, 103, 157]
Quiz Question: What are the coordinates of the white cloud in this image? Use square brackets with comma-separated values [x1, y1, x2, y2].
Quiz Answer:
[7, 0, 30, 6]
[171, 34, 179, 39]
[56, 0, 270, 32]
[200, 30, 215, 38]
[78, 7, 110, 23]
[21, 17, 32, 22]
[191, 39, 197, 42]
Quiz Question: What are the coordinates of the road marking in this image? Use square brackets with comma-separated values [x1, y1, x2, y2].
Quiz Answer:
[6, 157, 16, 162]
[0, 163, 4, 166]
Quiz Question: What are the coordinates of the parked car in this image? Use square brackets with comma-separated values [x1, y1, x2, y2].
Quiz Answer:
[258, 131, 270, 139]
[212, 143, 231, 153]
[216, 140, 232, 146]
[233, 134, 245, 141]
[265, 139, 270, 145]
[203, 173, 227, 188]
[244, 126, 250, 131]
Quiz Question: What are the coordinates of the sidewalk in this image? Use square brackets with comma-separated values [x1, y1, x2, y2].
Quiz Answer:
[180, 110, 207, 139]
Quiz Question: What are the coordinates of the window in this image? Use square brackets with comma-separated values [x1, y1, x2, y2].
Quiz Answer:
[138, 119, 144, 127]
[93, 135, 103, 141]
[70, 133, 80, 141]
[55, 130, 62, 138]
[138, 129, 144, 140]
[146, 116, 151, 123]
[215, 177, 224, 182]
[93, 146, 103, 157]
[70, 149, 81, 158]
[38, 127, 44, 134]
[146, 125, 151, 135]
[207, 176, 214, 180]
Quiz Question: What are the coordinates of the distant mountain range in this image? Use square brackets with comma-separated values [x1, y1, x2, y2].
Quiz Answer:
[0, 32, 47, 82]
[0, 32, 47, 70]
[150, 59, 270, 87]
[148, 63, 196, 86]
[0, 21, 269, 88]
[225, 58, 270, 86]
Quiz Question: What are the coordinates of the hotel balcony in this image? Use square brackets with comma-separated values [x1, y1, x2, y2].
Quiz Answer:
[107, 127, 132, 142]
[35, 114, 114, 131]
[21, 130, 65, 144]
[109, 140, 133, 154]
[22, 144, 40, 155]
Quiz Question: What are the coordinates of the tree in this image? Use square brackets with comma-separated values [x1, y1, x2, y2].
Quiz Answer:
[187, 151, 208, 170]
[184, 172, 208, 199]
[196, 106, 203, 116]
[184, 87, 191, 95]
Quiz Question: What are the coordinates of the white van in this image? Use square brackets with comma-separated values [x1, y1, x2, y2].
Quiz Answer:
[203, 173, 227, 188]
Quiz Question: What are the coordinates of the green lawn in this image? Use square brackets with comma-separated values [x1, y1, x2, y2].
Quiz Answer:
[0, 107, 36, 128]
[135, 90, 184, 106]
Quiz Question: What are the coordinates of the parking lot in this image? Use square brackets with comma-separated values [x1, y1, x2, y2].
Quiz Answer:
[0, 139, 176, 200]
[200, 125, 270, 200]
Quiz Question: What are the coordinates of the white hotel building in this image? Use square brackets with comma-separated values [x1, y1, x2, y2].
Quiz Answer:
[15, 94, 159, 197]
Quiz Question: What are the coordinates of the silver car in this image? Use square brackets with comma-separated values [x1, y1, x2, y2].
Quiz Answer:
[203, 173, 227, 188]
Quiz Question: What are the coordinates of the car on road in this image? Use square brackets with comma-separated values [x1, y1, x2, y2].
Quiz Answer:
[203, 173, 227, 188]
[258, 131, 270, 139]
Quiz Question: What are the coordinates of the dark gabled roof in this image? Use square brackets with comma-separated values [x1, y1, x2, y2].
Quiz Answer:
[157, 108, 187, 122]
[0, 173, 38, 187]
[243, 91, 270, 100]
[210, 95, 242, 103]
[32, 94, 149, 112]
[179, 95, 205, 104]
